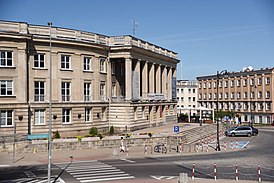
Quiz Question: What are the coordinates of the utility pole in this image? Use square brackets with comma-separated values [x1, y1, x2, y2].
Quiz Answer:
[132, 20, 138, 37]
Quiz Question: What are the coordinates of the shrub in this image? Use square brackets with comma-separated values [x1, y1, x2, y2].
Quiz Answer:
[53, 130, 60, 139]
[97, 133, 103, 139]
[89, 127, 98, 137]
[109, 125, 114, 135]
[75, 136, 83, 142]
[148, 132, 152, 137]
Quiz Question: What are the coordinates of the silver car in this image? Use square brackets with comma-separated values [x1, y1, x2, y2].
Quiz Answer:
[226, 126, 253, 137]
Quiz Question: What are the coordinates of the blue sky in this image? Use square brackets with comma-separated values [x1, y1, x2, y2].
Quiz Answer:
[1, 0, 273, 80]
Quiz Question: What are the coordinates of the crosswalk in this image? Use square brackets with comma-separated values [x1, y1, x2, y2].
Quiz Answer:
[0, 177, 63, 183]
[55, 160, 135, 182]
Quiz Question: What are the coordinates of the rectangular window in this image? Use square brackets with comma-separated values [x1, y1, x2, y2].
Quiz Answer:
[85, 108, 92, 122]
[244, 92, 247, 99]
[100, 82, 105, 101]
[237, 92, 241, 99]
[112, 83, 116, 97]
[102, 107, 106, 120]
[230, 80, 234, 87]
[203, 82, 206, 89]
[266, 91, 270, 99]
[193, 97, 196, 101]
[61, 55, 71, 69]
[34, 109, 45, 125]
[266, 103, 270, 110]
[62, 82, 71, 101]
[0, 110, 13, 127]
[225, 93, 228, 99]
[188, 97, 191, 101]
[266, 77, 270, 85]
[224, 81, 228, 87]
[0, 80, 13, 96]
[258, 91, 262, 99]
[34, 81, 45, 101]
[250, 78, 254, 85]
[188, 89, 191, 93]
[258, 78, 262, 85]
[62, 108, 71, 124]
[243, 79, 247, 86]
[83, 57, 92, 71]
[231, 92, 234, 99]
[34, 54, 45, 68]
[134, 107, 137, 120]
[251, 92, 255, 99]
[237, 80, 241, 87]
[100, 58, 106, 72]
[142, 106, 145, 119]
[84, 82, 91, 101]
[0, 51, 13, 67]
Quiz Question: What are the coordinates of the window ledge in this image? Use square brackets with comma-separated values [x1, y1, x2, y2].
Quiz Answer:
[60, 69, 73, 72]
[83, 70, 94, 73]
[0, 95, 16, 98]
[0, 66, 16, 69]
[32, 67, 48, 70]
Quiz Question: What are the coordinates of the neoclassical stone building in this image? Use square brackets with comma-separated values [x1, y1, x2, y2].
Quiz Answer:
[0, 20, 179, 137]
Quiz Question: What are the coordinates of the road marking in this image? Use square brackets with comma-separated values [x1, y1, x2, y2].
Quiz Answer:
[24, 170, 36, 178]
[151, 175, 176, 180]
[120, 158, 136, 163]
[0, 165, 9, 167]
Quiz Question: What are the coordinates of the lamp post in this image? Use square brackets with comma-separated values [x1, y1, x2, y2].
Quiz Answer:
[47, 22, 52, 183]
[216, 70, 228, 151]
[250, 85, 257, 127]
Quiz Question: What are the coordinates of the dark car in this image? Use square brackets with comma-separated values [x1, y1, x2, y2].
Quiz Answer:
[250, 126, 258, 135]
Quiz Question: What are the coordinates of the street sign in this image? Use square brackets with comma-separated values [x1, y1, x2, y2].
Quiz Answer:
[174, 126, 179, 133]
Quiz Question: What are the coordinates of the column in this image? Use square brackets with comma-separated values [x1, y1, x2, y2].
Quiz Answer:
[167, 67, 172, 100]
[125, 58, 132, 100]
[149, 63, 155, 94]
[155, 64, 161, 94]
[142, 61, 148, 99]
[162, 66, 167, 97]
[133, 59, 140, 100]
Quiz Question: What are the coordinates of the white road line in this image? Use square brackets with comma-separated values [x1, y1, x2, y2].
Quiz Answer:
[67, 166, 115, 172]
[80, 176, 135, 183]
[77, 173, 132, 180]
[120, 158, 136, 163]
[70, 168, 120, 175]
[74, 171, 126, 177]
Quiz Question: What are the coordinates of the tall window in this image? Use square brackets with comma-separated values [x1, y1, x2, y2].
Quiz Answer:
[237, 80, 241, 87]
[244, 92, 247, 99]
[243, 79, 247, 86]
[237, 92, 241, 99]
[85, 107, 92, 122]
[266, 91, 270, 99]
[84, 82, 91, 101]
[100, 82, 105, 100]
[34, 81, 45, 101]
[266, 103, 270, 110]
[231, 92, 234, 99]
[258, 78, 262, 85]
[0, 110, 13, 126]
[83, 57, 92, 71]
[34, 54, 45, 68]
[251, 92, 255, 99]
[266, 77, 270, 85]
[62, 109, 71, 124]
[230, 80, 234, 87]
[111, 61, 115, 74]
[250, 78, 255, 85]
[0, 80, 13, 96]
[100, 58, 106, 72]
[142, 106, 145, 119]
[0, 51, 13, 67]
[62, 82, 71, 101]
[112, 83, 116, 97]
[61, 55, 71, 69]
[258, 91, 262, 99]
[34, 109, 45, 125]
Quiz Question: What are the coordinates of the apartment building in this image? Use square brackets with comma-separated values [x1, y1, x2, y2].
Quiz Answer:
[197, 67, 274, 124]
[0, 20, 179, 137]
[176, 80, 198, 117]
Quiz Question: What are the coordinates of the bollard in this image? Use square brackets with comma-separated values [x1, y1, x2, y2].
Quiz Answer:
[192, 163, 195, 180]
[236, 139, 238, 148]
[258, 164, 261, 182]
[224, 141, 227, 151]
[195, 144, 198, 153]
[126, 147, 129, 156]
[236, 164, 238, 181]
[179, 173, 188, 183]
[206, 143, 209, 152]
[231, 140, 233, 149]
[214, 163, 217, 180]
[144, 145, 147, 155]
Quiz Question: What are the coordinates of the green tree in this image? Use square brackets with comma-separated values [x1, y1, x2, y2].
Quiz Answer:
[89, 127, 98, 137]
[53, 130, 60, 139]
[109, 125, 114, 135]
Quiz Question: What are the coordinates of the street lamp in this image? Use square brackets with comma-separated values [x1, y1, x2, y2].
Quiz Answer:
[47, 22, 52, 183]
[250, 85, 257, 127]
[216, 70, 228, 151]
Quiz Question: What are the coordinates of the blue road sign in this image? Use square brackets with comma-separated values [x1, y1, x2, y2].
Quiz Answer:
[174, 126, 179, 133]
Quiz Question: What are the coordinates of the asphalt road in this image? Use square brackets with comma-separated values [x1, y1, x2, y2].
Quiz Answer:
[0, 128, 273, 183]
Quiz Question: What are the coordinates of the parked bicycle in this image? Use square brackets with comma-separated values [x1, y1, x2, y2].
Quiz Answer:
[154, 143, 167, 154]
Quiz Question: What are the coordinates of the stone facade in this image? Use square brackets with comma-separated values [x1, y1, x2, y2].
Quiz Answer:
[197, 68, 274, 124]
[0, 20, 179, 138]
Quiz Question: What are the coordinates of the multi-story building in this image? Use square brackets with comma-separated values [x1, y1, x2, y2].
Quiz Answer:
[176, 80, 198, 118]
[197, 67, 274, 124]
[0, 20, 179, 137]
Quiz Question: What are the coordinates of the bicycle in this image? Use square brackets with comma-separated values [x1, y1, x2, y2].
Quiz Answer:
[154, 143, 167, 154]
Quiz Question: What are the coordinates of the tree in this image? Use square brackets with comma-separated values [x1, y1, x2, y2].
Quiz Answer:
[109, 125, 114, 135]
[89, 127, 98, 137]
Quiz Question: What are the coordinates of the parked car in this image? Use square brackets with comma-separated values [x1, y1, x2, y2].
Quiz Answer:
[250, 126, 259, 135]
[225, 126, 254, 137]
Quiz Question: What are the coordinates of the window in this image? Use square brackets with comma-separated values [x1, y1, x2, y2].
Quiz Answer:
[34, 54, 45, 68]
[258, 78, 262, 85]
[192, 89, 195, 93]
[181, 97, 184, 101]
[0, 80, 13, 96]
[102, 107, 106, 120]
[198, 94, 201, 99]
[0, 51, 13, 67]
[219, 93, 222, 99]
[251, 103, 255, 111]
[231, 80, 234, 87]
[62, 82, 71, 101]
[258, 91, 262, 99]
[231, 92, 234, 99]
[203, 93, 206, 99]
[0, 110, 13, 127]
[62, 109, 71, 124]
[188, 89, 191, 93]
[203, 82, 206, 89]
[61, 55, 71, 69]
[225, 93, 228, 99]
[224, 81, 228, 87]
[237, 92, 241, 99]
[188, 97, 191, 101]
[214, 93, 217, 99]
[237, 80, 241, 87]
[142, 107, 145, 119]
[34, 81, 45, 101]
[266, 103, 270, 111]
[83, 57, 92, 71]
[177, 89, 179, 94]
[181, 89, 184, 93]
[84, 82, 91, 101]
[213, 82, 216, 88]
[244, 103, 248, 110]
[85, 108, 92, 122]
[244, 92, 247, 99]
[208, 82, 211, 88]
[193, 97, 196, 101]
[209, 93, 212, 99]
[100, 58, 106, 72]
[199, 83, 201, 88]
[266, 77, 270, 85]
[258, 103, 263, 111]
[112, 83, 116, 97]
[250, 78, 254, 85]
[266, 91, 270, 99]
[243, 79, 247, 86]
[34, 109, 45, 125]
[100, 82, 105, 101]
[251, 92, 255, 99]
[111, 61, 115, 74]
[219, 81, 222, 87]
[134, 107, 137, 120]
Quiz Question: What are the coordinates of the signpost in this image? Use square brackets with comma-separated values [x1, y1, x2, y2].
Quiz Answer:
[174, 126, 180, 133]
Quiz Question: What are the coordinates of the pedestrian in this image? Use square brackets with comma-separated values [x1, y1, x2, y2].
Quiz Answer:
[120, 137, 125, 153]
